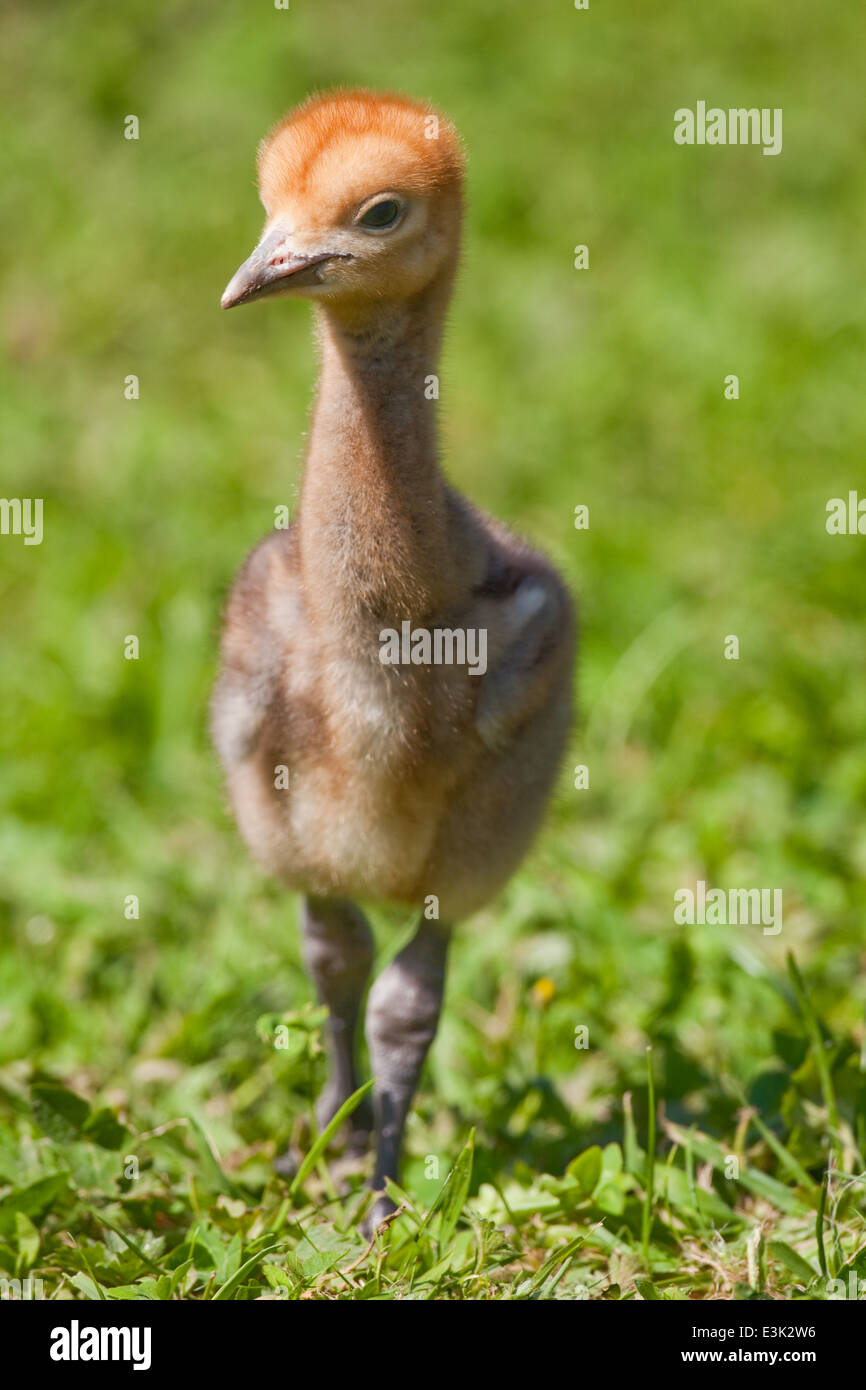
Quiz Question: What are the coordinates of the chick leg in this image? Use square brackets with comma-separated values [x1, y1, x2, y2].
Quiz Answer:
[364, 917, 450, 1231]
[301, 894, 375, 1152]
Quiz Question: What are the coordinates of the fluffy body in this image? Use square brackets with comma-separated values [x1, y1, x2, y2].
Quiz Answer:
[212, 90, 574, 922]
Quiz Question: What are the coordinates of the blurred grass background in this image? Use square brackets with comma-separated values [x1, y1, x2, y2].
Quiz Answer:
[1, 0, 865, 1297]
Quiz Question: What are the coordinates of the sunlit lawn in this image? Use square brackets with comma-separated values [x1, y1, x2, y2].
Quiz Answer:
[1, 0, 865, 1298]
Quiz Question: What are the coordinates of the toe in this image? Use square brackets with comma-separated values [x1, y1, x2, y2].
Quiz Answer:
[360, 1193, 397, 1240]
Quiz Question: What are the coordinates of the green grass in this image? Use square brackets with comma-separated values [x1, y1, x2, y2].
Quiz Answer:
[1, 0, 865, 1299]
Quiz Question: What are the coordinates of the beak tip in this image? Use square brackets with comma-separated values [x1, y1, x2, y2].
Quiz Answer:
[220, 225, 328, 311]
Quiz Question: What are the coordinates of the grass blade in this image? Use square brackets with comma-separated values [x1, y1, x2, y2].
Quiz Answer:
[289, 1080, 374, 1198]
[642, 1046, 656, 1264]
[212, 1240, 278, 1300]
[787, 953, 842, 1166]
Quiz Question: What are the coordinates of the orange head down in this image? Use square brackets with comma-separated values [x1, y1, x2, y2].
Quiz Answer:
[221, 90, 465, 315]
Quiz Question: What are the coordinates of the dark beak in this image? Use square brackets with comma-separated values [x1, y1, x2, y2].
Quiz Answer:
[221, 224, 339, 309]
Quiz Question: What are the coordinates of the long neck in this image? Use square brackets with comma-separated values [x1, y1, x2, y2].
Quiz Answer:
[298, 277, 457, 632]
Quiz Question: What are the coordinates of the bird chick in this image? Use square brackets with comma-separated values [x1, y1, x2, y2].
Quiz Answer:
[212, 90, 575, 1232]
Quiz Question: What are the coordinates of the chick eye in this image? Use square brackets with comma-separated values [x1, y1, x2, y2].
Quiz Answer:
[358, 199, 403, 230]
